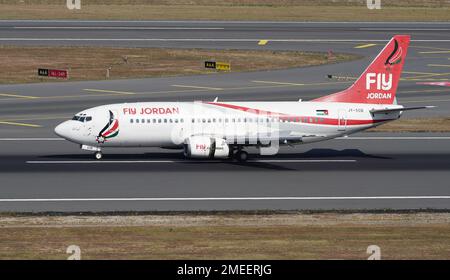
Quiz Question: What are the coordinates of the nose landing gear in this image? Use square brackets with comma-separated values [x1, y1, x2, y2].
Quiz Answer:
[80, 145, 102, 160]
[94, 151, 103, 160]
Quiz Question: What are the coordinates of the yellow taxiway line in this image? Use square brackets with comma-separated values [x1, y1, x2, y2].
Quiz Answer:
[83, 88, 136, 95]
[403, 99, 450, 104]
[400, 89, 450, 94]
[252, 80, 305, 86]
[428, 64, 450, 68]
[171, 85, 223, 91]
[0, 93, 39, 99]
[354, 43, 377, 49]
[0, 121, 42, 128]
[420, 50, 450, 54]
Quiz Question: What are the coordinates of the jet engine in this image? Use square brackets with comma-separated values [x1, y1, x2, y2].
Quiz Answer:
[183, 136, 230, 159]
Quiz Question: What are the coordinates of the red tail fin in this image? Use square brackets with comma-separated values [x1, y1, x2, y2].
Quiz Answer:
[314, 35, 410, 104]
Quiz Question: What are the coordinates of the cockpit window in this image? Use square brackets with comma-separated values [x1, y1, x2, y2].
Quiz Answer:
[72, 115, 92, 122]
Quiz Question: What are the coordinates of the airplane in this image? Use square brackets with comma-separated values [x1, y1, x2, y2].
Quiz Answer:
[55, 35, 433, 161]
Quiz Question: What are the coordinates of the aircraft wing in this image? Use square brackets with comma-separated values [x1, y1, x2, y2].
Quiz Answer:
[370, 106, 435, 114]
[220, 131, 325, 145]
[189, 130, 324, 145]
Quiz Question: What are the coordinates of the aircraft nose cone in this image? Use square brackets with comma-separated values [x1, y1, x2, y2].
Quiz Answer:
[54, 121, 70, 139]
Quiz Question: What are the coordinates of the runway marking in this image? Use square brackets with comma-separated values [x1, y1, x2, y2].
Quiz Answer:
[13, 27, 225, 30]
[399, 88, 450, 93]
[360, 28, 450, 31]
[1, 196, 449, 203]
[354, 43, 377, 49]
[428, 64, 450, 68]
[0, 121, 42, 128]
[0, 138, 63, 141]
[2, 20, 450, 24]
[1, 38, 449, 43]
[420, 51, 450, 54]
[402, 78, 449, 82]
[172, 85, 223, 91]
[26, 159, 357, 164]
[83, 88, 136, 95]
[0, 88, 215, 102]
[252, 80, 305, 86]
[0, 116, 69, 122]
[0, 93, 38, 99]
[404, 71, 443, 75]
[403, 98, 450, 103]
[403, 71, 450, 80]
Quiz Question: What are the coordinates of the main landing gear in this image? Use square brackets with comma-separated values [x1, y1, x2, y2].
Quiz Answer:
[232, 148, 248, 162]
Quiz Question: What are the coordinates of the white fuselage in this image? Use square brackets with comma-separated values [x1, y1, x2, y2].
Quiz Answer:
[55, 101, 401, 148]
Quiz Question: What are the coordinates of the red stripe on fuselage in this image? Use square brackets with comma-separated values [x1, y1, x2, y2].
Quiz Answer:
[206, 102, 394, 126]
[102, 119, 119, 137]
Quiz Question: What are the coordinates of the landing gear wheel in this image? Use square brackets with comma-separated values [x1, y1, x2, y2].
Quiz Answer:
[236, 151, 248, 162]
[94, 151, 103, 160]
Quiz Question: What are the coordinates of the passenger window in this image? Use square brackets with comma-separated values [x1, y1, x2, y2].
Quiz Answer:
[136, 119, 139, 123]
[158, 119, 162, 123]
[181, 119, 184, 123]
[130, 119, 134, 123]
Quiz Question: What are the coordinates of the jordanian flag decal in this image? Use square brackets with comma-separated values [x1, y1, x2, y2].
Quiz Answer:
[316, 109, 329, 116]
[96, 110, 119, 143]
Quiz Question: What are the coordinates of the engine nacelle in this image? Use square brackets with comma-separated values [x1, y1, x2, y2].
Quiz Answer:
[184, 136, 230, 159]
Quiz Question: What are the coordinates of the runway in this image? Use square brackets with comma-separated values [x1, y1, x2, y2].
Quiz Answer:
[0, 21, 449, 212]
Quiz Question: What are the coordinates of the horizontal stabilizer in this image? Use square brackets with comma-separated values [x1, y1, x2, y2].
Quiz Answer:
[370, 106, 435, 114]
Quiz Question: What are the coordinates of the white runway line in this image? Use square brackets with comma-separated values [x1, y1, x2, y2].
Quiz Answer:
[360, 28, 450, 31]
[26, 159, 357, 164]
[2, 20, 450, 24]
[1, 196, 449, 202]
[0, 38, 449, 42]
[13, 27, 225, 30]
